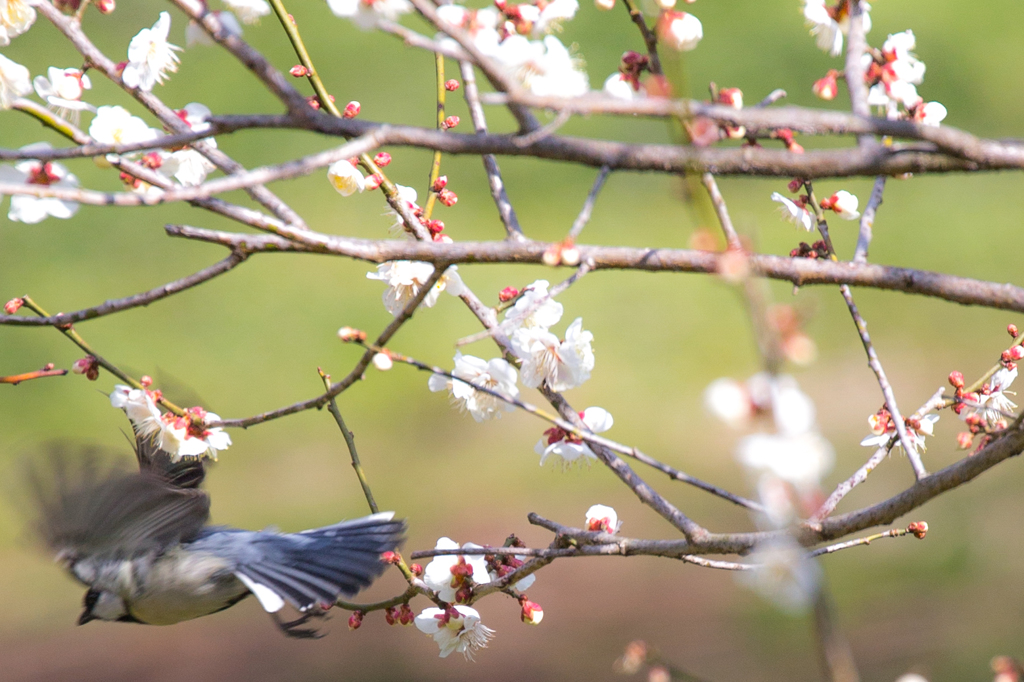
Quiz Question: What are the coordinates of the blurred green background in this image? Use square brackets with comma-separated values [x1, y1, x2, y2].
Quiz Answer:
[1, 1, 1023, 680]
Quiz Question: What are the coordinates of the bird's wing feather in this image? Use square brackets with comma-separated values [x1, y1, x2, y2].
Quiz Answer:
[31, 455, 210, 562]
[131, 426, 206, 490]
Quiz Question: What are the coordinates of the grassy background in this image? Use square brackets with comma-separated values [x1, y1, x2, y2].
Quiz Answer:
[1, 1, 1023, 680]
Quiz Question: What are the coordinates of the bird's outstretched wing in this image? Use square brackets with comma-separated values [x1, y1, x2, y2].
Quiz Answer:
[30, 453, 210, 564]
[130, 426, 207, 490]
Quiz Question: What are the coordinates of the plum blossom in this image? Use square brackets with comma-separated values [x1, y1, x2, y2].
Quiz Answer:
[535, 407, 612, 468]
[656, 11, 702, 52]
[186, 11, 243, 47]
[860, 407, 939, 456]
[110, 384, 163, 439]
[384, 184, 420, 233]
[366, 261, 466, 316]
[737, 432, 834, 493]
[585, 503, 619, 533]
[913, 101, 947, 127]
[157, 407, 232, 461]
[222, 0, 271, 24]
[494, 35, 588, 98]
[327, 0, 413, 31]
[737, 536, 820, 612]
[327, 159, 365, 196]
[0, 0, 35, 46]
[89, 105, 160, 147]
[33, 67, 93, 123]
[415, 605, 495, 660]
[958, 366, 1017, 429]
[514, 317, 594, 391]
[122, 12, 182, 92]
[158, 149, 216, 186]
[0, 53, 31, 109]
[0, 143, 80, 224]
[511, 0, 578, 36]
[422, 538, 491, 603]
[821, 190, 860, 220]
[770, 192, 815, 231]
[603, 73, 645, 101]
[428, 352, 519, 422]
[803, 0, 871, 58]
[503, 279, 563, 331]
[434, 5, 502, 57]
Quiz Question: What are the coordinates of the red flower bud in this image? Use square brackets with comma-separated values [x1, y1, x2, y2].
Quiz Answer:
[499, 286, 520, 303]
[348, 611, 363, 629]
[96, 0, 115, 13]
[948, 371, 964, 389]
[4, 297, 23, 315]
[444, 79, 460, 91]
[907, 521, 928, 539]
[1009, 346, 1024, 361]
[410, 563, 423, 577]
[520, 599, 544, 625]
[364, 173, 383, 191]
[812, 71, 839, 101]
[956, 431, 974, 449]
[787, 178, 805, 193]
[432, 175, 448, 191]
[289, 65, 309, 77]
[384, 607, 397, 625]
[398, 603, 415, 625]
[343, 101, 361, 119]
[373, 152, 392, 167]
[437, 189, 458, 207]
[306, 96, 321, 110]
[71, 356, 98, 376]
[380, 551, 399, 564]
[442, 115, 460, 130]
[1008, 324, 1019, 338]
[337, 326, 368, 343]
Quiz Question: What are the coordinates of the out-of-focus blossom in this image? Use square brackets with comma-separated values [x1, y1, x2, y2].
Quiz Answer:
[737, 536, 820, 612]
[366, 261, 465, 316]
[122, 12, 182, 91]
[186, 11, 243, 47]
[0, 143, 80, 223]
[821, 190, 860, 220]
[327, 0, 413, 30]
[802, 0, 871, 57]
[494, 35, 588, 97]
[737, 432, 834, 493]
[0, 0, 36, 46]
[656, 11, 702, 51]
[222, 0, 271, 24]
[428, 352, 519, 422]
[33, 67, 93, 123]
[414, 605, 495, 659]
[0, 53, 31, 109]
[603, 72, 645, 101]
[770, 192, 815, 231]
[535, 407, 612, 467]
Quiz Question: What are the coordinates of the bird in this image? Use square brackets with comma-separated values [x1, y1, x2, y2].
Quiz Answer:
[30, 426, 405, 638]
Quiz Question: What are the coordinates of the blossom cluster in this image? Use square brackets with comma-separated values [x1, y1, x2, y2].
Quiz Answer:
[109, 384, 232, 461]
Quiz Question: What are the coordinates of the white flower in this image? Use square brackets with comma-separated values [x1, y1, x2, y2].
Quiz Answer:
[770, 192, 815, 231]
[186, 11, 243, 47]
[428, 352, 519, 422]
[384, 184, 420, 233]
[159, 149, 216, 186]
[0, 0, 35, 46]
[883, 30, 925, 85]
[503, 279, 564, 331]
[122, 12, 182, 92]
[602, 73, 645, 101]
[415, 605, 495, 660]
[535, 406, 612, 467]
[828, 190, 860, 220]
[327, 159, 365, 197]
[422, 538, 491, 603]
[656, 11, 702, 52]
[89, 105, 160, 146]
[737, 432, 834, 492]
[109, 384, 163, 439]
[0, 143, 80, 224]
[704, 378, 753, 429]
[737, 536, 820, 613]
[531, 0, 578, 35]
[585, 504, 619, 533]
[802, 0, 871, 57]
[514, 317, 594, 392]
[916, 101, 947, 127]
[0, 53, 31, 109]
[495, 35, 589, 98]
[33, 67, 93, 123]
[366, 261, 465, 316]
[327, 0, 413, 31]
[860, 412, 939, 456]
[157, 409, 232, 461]
[222, 0, 271, 24]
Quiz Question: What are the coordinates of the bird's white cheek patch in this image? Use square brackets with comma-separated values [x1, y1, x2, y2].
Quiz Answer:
[234, 573, 285, 613]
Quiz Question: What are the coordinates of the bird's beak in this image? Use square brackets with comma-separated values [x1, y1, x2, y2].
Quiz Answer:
[78, 609, 96, 626]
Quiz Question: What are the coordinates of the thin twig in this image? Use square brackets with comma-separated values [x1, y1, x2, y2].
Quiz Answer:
[853, 176, 886, 264]
[0, 368, 68, 384]
[319, 369, 379, 514]
[567, 166, 611, 242]
[700, 173, 742, 250]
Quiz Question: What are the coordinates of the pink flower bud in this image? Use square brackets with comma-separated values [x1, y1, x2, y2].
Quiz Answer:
[364, 173, 383, 191]
[432, 176, 448, 191]
[956, 431, 974, 449]
[787, 178, 805, 193]
[520, 599, 544, 625]
[289, 65, 309, 77]
[410, 563, 424, 576]
[398, 603, 415, 625]
[4, 297, 23, 315]
[424, 219, 445, 236]
[1009, 346, 1024, 361]
[306, 96, 321, 110]
[437, 189, 458, 207]
[444, 79, 460, 91]
[337, 326, 368, 343]
[71, 356, 97, 375]
[384, 607, 397, 625]
[343, 101, 361, 119]
[716, 87, 743, 109]
[813, 71, 839, 101]
[442, 115, 460, 129]
[373, 152, 392, 167]
[1009, 324, 1020, 338]
[381, 551, 400, 564]
[907, 521, 928, 539]
[948, 371, 964, 389]
[498, 287, 520, 302]
[96, 0, 115, 13]
[348, 611, 363, 629]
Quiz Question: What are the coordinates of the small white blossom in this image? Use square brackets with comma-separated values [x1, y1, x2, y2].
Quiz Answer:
[33, 67, 93, 123]
[157, 410, 232, 461]
[514, 317, 594, 392]
[530, 0, 578, 36]
[603, 73, 645, 101]
[860, 412, 939, 455]
[737, 536, 820, 613]
[802, 0, 871, 57]
[222, 0, 271, 24]
[826, 190, 860, 220]
[327, 0, 413, 31]
[535, 406, 612, 467]
[415, 605, 495, 660]
[366, 261, 465, 316]
[422, 538, 490, 603]
[327, 159, 365, 197]
[703, 378, 753, 429]
[916, 101, 947, 127]
[495, 35, 589, 98]
[0, 143, 80, 224]
[657, 11, 702, 52]
[122, 12, 182, 92]
[503, 279, 564, 331]
[0, 53, 31, 109]
[584, 503, 619, 533]
[428, 352, 519, 422]
[159, 149, 216, 186]
[109, 384, 163, 439]
[384, 183, 420, 233]
[770, 192, 815, 231]
[89, 105, 160, 147]
[371, 352, 393, 371]
[0, 0, 35, 46]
